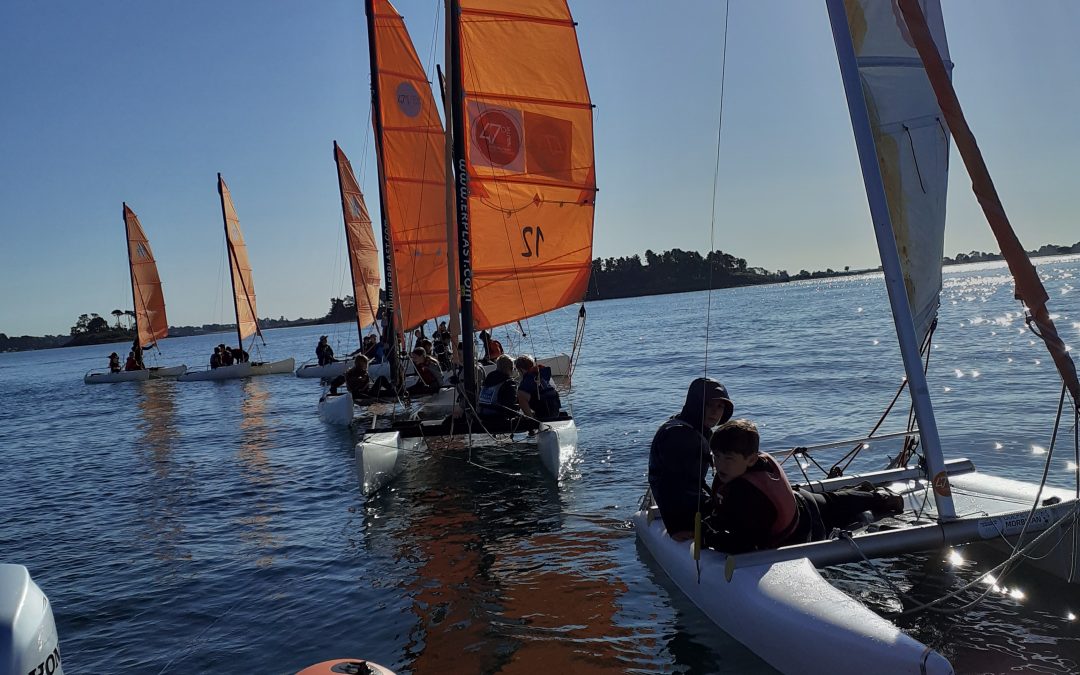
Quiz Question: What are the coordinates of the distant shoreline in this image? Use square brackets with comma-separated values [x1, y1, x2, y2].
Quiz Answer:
[4, 248, 1078, 353]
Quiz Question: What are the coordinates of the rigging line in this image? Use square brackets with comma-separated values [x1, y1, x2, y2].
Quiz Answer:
[693, 0, 731, 577]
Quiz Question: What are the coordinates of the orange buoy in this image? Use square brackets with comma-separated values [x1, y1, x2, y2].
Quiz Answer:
[297, 659, 396, 675]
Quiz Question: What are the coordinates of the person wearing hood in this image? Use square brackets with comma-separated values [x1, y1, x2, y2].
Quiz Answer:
[648, 377, 734, 540]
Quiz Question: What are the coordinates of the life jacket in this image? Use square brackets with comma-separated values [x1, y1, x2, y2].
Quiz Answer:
[520, 365, 560, 419]
[725, 452, 799, 547]
[478, 371, 515, 416]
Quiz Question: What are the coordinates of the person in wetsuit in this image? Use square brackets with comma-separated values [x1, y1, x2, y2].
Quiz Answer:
[108, 352, 121, 373]
[648, 377, 734, 541]
[705, 419, 904, 553]
[316, 336, 334, 366]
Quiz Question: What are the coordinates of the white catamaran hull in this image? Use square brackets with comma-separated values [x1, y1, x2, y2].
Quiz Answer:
[318, 392, 354, 426]
[177, 363, 253, 381]
[355, 431, 425, 496]
[296, 360, 348, 379]
[633, 509, 953, 675]
[250, 358, 295, 376]
[84, 369, 150, 384]
[537, 419, 576, 479]
[148, 364, 187, 379]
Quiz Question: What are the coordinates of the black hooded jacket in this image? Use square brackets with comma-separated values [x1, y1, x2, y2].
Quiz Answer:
[648, 383, 724, 534]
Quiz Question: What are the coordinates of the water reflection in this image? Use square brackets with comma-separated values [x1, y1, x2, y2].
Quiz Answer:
[361, 438, 640, 673]
[134, 380, 191, 564]
[236, 379, 278, 567]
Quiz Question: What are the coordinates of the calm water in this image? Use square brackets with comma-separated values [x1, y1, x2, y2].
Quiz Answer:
[3, 256, 1080, 674]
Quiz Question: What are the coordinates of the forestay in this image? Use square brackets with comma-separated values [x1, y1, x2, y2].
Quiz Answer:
[457, 0, 597, 328]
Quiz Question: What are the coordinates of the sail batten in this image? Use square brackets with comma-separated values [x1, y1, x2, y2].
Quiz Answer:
[218, 175, 261, 345]
[334, 143, 383, 334]
[457, 0, 596, 330]
[124, 204, 169, 349]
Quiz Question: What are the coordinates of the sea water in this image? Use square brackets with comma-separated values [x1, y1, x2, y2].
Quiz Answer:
[2, 256, 1079, 673]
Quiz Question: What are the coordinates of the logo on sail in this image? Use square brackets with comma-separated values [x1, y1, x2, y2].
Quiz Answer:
[469, 103, 524, 172]
[396, 81, 422, 118]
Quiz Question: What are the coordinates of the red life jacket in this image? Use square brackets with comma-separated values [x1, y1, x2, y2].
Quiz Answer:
[488, 339, 504, 359]
[732, 452, 798, 547]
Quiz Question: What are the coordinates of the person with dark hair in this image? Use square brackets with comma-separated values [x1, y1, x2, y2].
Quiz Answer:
[648, 377, 734, 540]
[108, 352, 121, 373]
[210, 347, 222, 369]
[123, 351, 139, 371]
[131, 339, 144, 369]
[514, 354, 561, 421]
[406, 347, 442, 397]
[316, 336, 334, 366]
[479, 330, 504, 365]
[706, 419, 904, 553]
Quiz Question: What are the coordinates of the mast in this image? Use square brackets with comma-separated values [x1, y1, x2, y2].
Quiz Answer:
[364, 0, 400, 385]
[218, 173, 246, 353]
[123, 202, 142, 349]
[437, 64, 462, 354]
[825, 0, 956, 518]
[333, 140, 366, 346]
[447, 0, 476, 397]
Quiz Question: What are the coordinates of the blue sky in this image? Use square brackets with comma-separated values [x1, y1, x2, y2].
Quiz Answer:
[1, 1, 1077, 336]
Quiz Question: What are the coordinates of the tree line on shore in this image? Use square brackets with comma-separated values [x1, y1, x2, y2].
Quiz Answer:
[4, 241, 1078, 352]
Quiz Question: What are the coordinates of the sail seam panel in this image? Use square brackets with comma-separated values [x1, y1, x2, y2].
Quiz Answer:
[465, 91, 592, 110]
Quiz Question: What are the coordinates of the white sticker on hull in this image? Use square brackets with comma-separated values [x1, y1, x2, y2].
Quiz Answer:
[977, 509, 1054, 539]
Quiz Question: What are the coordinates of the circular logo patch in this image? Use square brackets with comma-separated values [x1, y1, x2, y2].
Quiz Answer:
[473, 110, 522, 167]
[396, 81, 421, 118]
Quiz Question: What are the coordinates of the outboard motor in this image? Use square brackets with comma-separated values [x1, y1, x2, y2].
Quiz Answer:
[0, 565, 62, 675]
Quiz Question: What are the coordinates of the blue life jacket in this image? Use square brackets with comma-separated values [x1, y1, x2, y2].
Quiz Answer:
[519, 365, 561, 421]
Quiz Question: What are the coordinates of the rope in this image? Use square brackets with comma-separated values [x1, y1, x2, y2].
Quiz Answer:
[691, 0, 731, 576]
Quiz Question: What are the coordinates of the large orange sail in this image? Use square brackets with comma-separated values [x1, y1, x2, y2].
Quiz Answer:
[218, 174, 261, 343]
[123, 203, 169, 349]
[457, 0, 596, 329]
[369, 0, 450, 331]
[334, 142, 382, 332]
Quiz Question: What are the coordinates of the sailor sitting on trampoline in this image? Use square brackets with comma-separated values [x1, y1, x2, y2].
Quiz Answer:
[705, 419, 903, 553]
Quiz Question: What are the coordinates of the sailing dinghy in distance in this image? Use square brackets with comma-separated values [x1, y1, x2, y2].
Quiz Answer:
[318, 142, 387, 425]
[635, 2, 1080, 673]
[354, 0, 594, 493]
[85, 204, 187, 383]
[178, 175, 294, 382]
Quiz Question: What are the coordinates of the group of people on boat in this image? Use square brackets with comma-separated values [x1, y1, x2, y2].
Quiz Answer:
[107, 339, 145, 373]
[477, 353, 562, 423]
[210, 343, 248, 369]
[648, 378, 903, 554]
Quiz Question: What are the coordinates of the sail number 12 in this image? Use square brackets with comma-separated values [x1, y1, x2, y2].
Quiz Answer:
[521, 226, 545, 258]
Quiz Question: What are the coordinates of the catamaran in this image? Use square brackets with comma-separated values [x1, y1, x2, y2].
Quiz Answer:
[354, 0, 595, 493]
[634, 2, 1080, 673]
[177, 175, 294, 382]
[84, 203, 187, 383]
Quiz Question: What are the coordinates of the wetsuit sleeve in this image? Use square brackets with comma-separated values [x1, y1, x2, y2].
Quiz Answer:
[648, 425, 713, 534]
[704, 480, 778, 553]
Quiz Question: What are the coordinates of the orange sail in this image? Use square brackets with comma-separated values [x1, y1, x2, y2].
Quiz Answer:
[218, 174, 261, 343]
[123, 203, 169, 348]
[369, 0, 450, 331]
[334, 142, 382, 332]
[457, 0, 596, 329]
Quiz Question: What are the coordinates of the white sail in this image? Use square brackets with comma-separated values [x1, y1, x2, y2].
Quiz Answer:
[843, 0, 951, 345]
